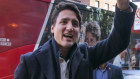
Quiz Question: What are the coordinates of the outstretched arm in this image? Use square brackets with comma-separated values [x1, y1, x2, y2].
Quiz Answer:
[88, 1, 137, 68]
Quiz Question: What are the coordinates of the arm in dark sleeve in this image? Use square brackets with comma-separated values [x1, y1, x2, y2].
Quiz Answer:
[114, 2, 137, 48]
[14, 55, 29, 79]
[88, 2, 137, 69]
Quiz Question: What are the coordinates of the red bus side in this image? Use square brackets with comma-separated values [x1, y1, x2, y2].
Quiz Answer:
[0, 0, 51, 78]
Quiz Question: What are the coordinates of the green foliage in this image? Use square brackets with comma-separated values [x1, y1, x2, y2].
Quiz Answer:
[81, 7, 114, 40]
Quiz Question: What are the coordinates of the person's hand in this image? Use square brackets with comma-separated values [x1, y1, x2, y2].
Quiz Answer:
[117, 0, 130, 11]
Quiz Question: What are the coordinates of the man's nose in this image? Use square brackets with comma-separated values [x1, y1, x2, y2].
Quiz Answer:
[66, 22, 73, 31]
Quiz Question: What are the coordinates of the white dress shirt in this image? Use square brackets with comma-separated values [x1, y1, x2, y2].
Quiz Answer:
[59, 57, 69, 79]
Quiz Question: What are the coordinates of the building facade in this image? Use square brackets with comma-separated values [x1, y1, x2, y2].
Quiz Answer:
[89, 0, 116, 11]
[67, 0, 116, 12]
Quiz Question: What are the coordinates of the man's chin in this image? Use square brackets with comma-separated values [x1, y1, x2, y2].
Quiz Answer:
[63, 43, 74, 48]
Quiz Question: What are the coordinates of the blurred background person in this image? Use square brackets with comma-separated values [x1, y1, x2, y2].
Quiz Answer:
[85, 21, 101, 46]
[134, 43, 140, 70]
[129, 54, 136, 70]
[85, 21, 123, 79]
[113, 50, 127, 67]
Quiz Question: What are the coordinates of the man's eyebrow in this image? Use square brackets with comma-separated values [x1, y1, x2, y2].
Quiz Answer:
[61, 17, 78, 21]
[61, 18, 70, 21]
[60, 17, 79, 24]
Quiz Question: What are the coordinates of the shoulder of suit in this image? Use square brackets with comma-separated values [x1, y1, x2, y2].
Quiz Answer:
[22, 41, 50, 58]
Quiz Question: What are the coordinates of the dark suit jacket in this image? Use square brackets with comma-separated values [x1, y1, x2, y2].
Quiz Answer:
[14, 2, 137, 79]
[93, 63, 123, 79]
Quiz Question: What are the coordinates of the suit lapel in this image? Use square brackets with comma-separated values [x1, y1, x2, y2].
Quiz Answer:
[71, 49, 83, 79]
[35, 48, 56, 79]
[35, 39, 60, 79]
[108, 64, 112, 79]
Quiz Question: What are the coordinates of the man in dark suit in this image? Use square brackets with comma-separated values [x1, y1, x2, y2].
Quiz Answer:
[85, 21, 123, 79]
[14, 0, 136, 79]
[93, 63, 123, 79]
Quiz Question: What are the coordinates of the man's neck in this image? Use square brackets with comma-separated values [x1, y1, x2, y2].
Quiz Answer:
[59, 46, 70, 58]
[100, 63, 107, 70]
[62, 49, 70, 58]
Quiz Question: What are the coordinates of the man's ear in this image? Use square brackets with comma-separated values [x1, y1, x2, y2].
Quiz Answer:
[51, 25, 55, 33]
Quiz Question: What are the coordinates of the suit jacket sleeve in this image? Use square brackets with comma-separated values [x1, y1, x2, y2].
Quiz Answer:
[14, 55, 29, 79]
[88, 2, 137, 69]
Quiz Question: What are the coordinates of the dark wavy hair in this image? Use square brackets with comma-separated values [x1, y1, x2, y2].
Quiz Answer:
[51, 2, 81, 28]
[85, 21, 101, 40]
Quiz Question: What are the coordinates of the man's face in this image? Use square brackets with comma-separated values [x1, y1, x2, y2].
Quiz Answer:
[85, 32, 98, 46]
[51, 9, 80, 48]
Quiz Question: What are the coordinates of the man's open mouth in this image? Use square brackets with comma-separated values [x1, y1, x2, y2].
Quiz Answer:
[63, 34, 73, 38]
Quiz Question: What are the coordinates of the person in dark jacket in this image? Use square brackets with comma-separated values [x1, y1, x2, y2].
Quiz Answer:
[85, 21, 123, 79]
[14, 0, 137, 79]
[93, 63, 123, 79]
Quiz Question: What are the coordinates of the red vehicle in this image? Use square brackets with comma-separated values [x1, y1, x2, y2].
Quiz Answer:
[0, 0, 52, 78]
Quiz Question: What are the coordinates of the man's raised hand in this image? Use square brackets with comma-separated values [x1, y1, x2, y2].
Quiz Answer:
[117, 0, 130, 11]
